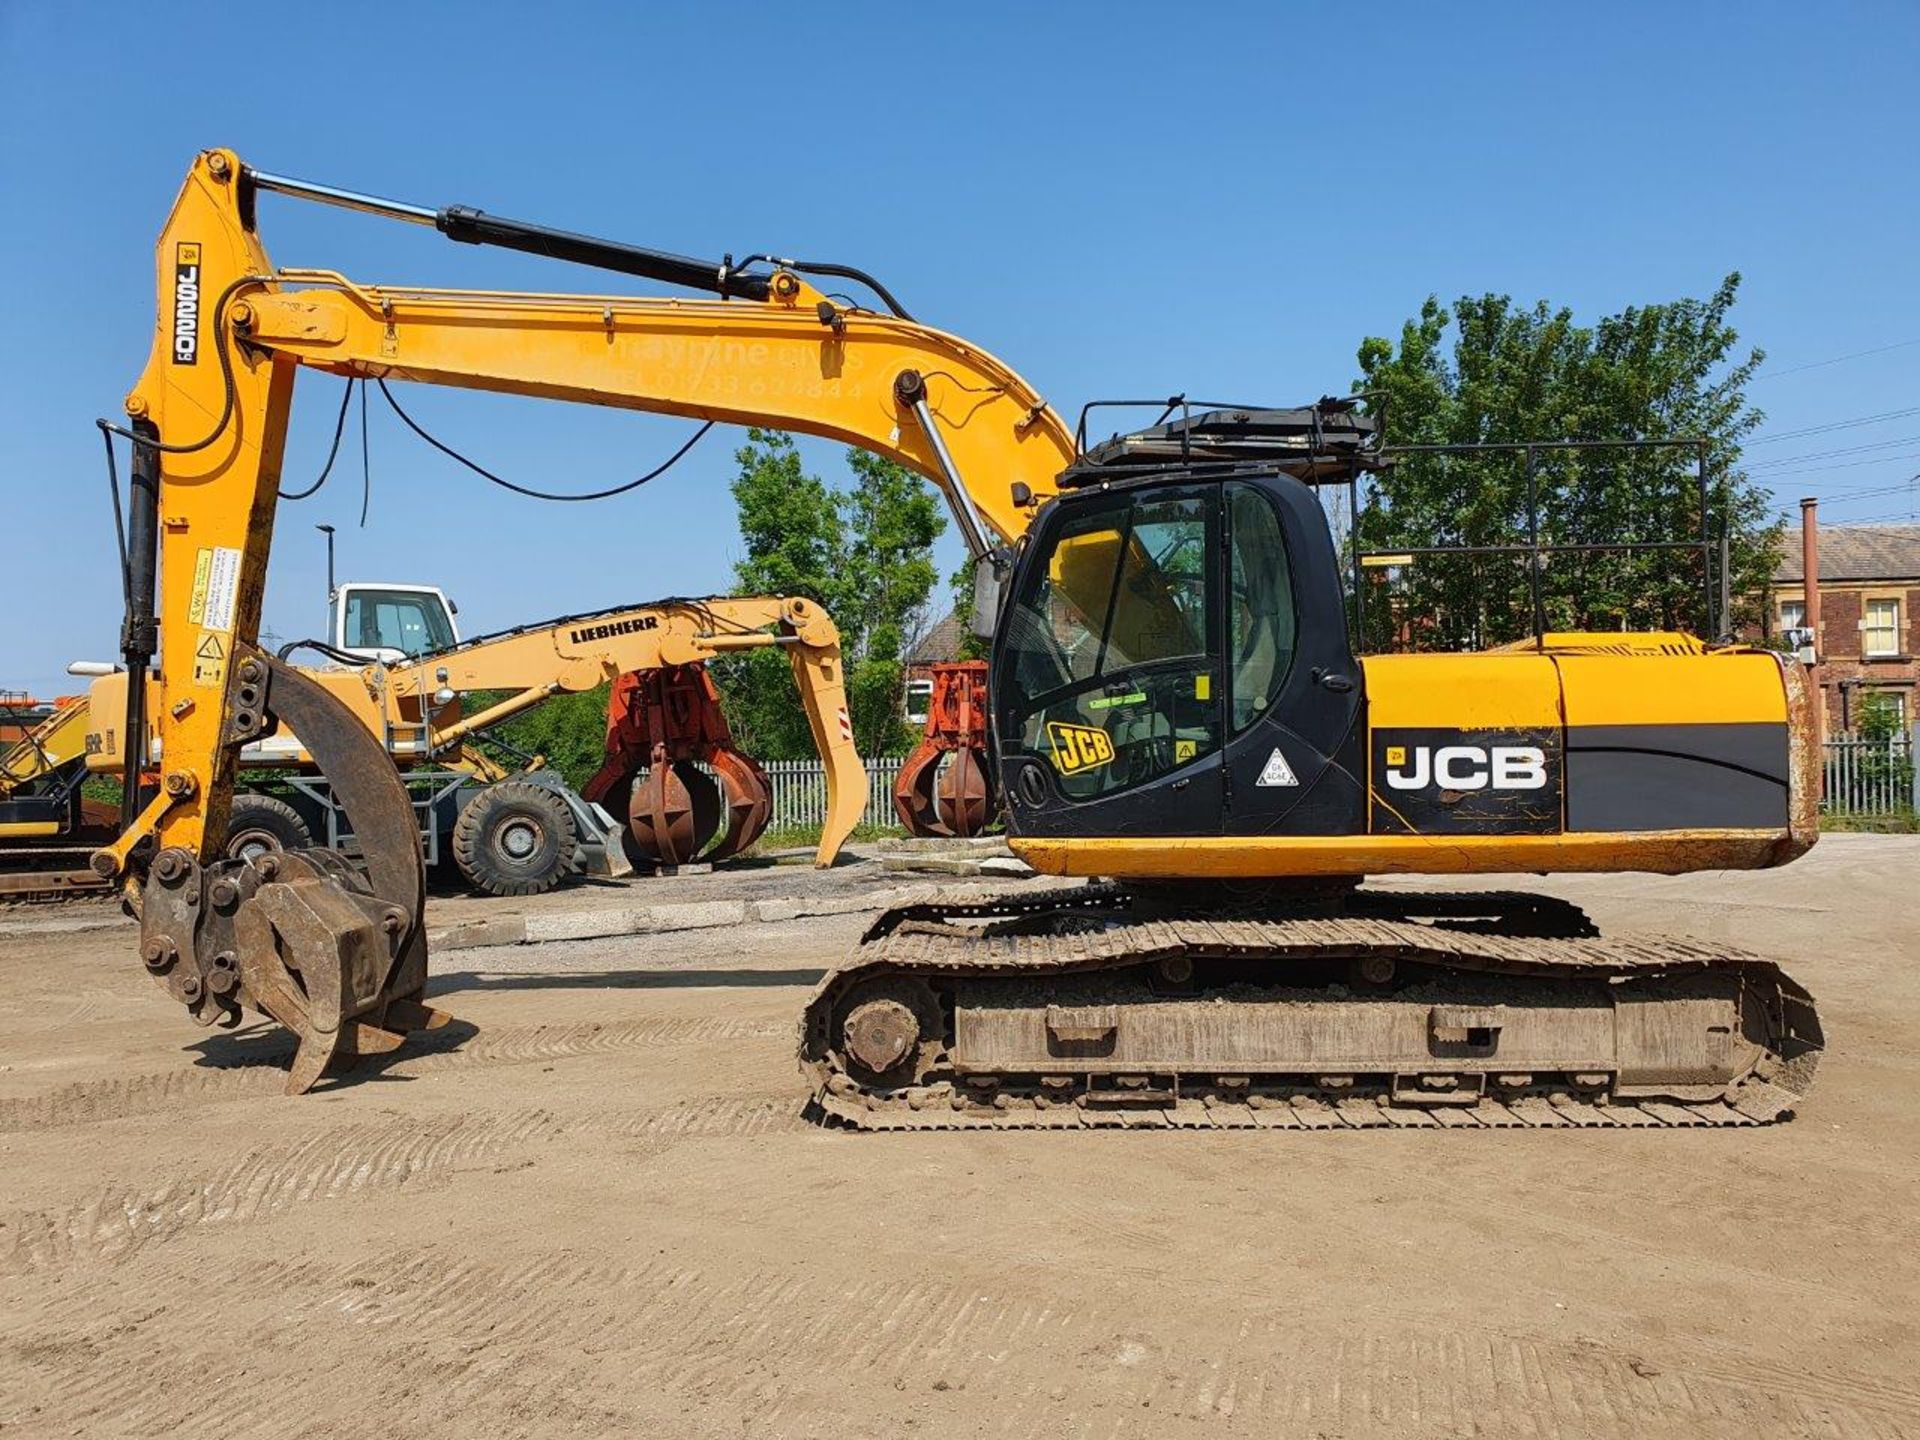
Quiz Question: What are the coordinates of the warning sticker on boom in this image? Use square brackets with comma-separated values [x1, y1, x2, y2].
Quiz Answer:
[187, 546, 242, 633]
[192, 630, 227, 688]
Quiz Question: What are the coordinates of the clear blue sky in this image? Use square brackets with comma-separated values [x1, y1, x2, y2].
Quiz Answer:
[3, 1, 1916, 694]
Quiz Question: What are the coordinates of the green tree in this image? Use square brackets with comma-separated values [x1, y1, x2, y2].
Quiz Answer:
[944, 558, 990, 662]
[1849, 692, 1916, 818]
[716, 430, 944, 758]
[1352, 275, 1780, 650]
[488, 683, 610, 792]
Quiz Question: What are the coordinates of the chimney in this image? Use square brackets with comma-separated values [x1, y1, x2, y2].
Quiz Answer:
[1800, 497, 1823, 742]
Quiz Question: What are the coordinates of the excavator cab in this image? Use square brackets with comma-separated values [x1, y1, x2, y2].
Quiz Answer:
[334, 582, 459, 663]
[992, 406, 1376, 847]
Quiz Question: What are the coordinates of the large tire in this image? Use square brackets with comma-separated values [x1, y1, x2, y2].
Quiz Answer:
[452, 781, 578, 897]
[224, 792, 314, 863]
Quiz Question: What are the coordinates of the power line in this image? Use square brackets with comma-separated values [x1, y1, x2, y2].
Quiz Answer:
[1764, 474, 1919, 524]
[1821, 473, 1920, 503]
[1748, 404, 1920, 445]
[1746, 432, 1920, 470]
[1752, 336, 1920, 383]
[1822, 489, 1920, 512]
[1830, 508, 1920, 525]
[1751, 449, 1920, 480]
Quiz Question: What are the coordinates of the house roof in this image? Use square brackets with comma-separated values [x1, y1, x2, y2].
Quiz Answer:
[906, 610, 968, 666]
[1774, 523, 1920, 583]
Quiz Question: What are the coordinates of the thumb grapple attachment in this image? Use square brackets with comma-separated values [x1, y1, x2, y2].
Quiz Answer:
[137, 651, 449, 1095]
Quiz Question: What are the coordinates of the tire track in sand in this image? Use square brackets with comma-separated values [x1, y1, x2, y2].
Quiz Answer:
[8, 1242, 1917, 1439]
[0, 1014, 784, 1133]
[0, 1093, 808, 1275]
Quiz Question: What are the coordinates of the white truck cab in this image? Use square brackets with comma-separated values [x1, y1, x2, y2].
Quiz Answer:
[330, 582, 461, 664]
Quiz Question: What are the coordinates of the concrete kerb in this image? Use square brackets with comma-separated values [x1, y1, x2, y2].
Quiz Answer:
[0, 879, 1034, 952]
[429, 884, 969, 953]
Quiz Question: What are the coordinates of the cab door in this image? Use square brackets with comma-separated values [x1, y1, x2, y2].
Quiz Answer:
[1216, 479, 1367, 837]
[994, 485, 1226, 838]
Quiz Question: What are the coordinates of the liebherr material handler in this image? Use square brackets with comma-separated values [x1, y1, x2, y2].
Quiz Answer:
[99, 149, 1822, 1118]
[86, 589, 863, 892]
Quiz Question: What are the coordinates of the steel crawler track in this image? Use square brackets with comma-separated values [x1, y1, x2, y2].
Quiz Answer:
[802, 884, 1822, 1131]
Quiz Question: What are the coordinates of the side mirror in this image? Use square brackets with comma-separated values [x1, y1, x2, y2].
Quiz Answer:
[970, 550, 1011, 640]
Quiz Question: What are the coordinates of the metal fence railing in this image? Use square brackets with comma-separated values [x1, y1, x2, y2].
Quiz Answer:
[1822, 730, 1918, 819]
[760, 756, 905, 832]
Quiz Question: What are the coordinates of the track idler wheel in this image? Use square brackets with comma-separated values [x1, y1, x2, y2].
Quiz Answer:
[832, 976, 943, 1088]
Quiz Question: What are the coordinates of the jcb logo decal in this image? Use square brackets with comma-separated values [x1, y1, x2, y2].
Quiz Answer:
[172, 243, 202, 364]
[1384, 744, 1547, 792]
[1046, 721, 1114, 775]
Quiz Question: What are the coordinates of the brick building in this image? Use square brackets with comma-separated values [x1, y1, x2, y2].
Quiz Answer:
[902, 610, 969, 724]
[1759, 523, 1920, 731]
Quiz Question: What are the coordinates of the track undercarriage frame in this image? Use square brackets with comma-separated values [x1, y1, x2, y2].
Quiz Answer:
[800, 883, 1823, 1130]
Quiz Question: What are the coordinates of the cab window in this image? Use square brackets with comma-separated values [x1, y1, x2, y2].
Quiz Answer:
[1226, 484, 1297, 732]
[1001, 492, 1219, 799]
[342, 590, 456, 658]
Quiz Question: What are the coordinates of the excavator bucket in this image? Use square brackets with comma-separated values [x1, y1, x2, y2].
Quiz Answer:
[137, 652, 451, 1094]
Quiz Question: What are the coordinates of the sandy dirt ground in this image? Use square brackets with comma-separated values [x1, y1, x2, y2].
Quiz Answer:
[1, 834, 1915, 1438]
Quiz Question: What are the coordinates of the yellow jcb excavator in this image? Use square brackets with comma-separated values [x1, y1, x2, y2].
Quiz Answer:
[96, 149, 1822, 1119]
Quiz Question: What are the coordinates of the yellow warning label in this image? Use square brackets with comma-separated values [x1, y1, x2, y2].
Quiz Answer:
[1386, 745, 1407, 766]
[1046, 721, 1115, 775]
[192, 629, 227, 688]
[188, 548, 213, 625]
[1194, 674, 1211, 701]
[1174, 738, 1197, 763]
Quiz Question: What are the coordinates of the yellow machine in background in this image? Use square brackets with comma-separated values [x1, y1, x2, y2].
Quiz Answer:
[95, 149, 1821, 1117]
[0, 695, 114, 897]
[1, 696, 93, 828]
[85, 591, 862, 894]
